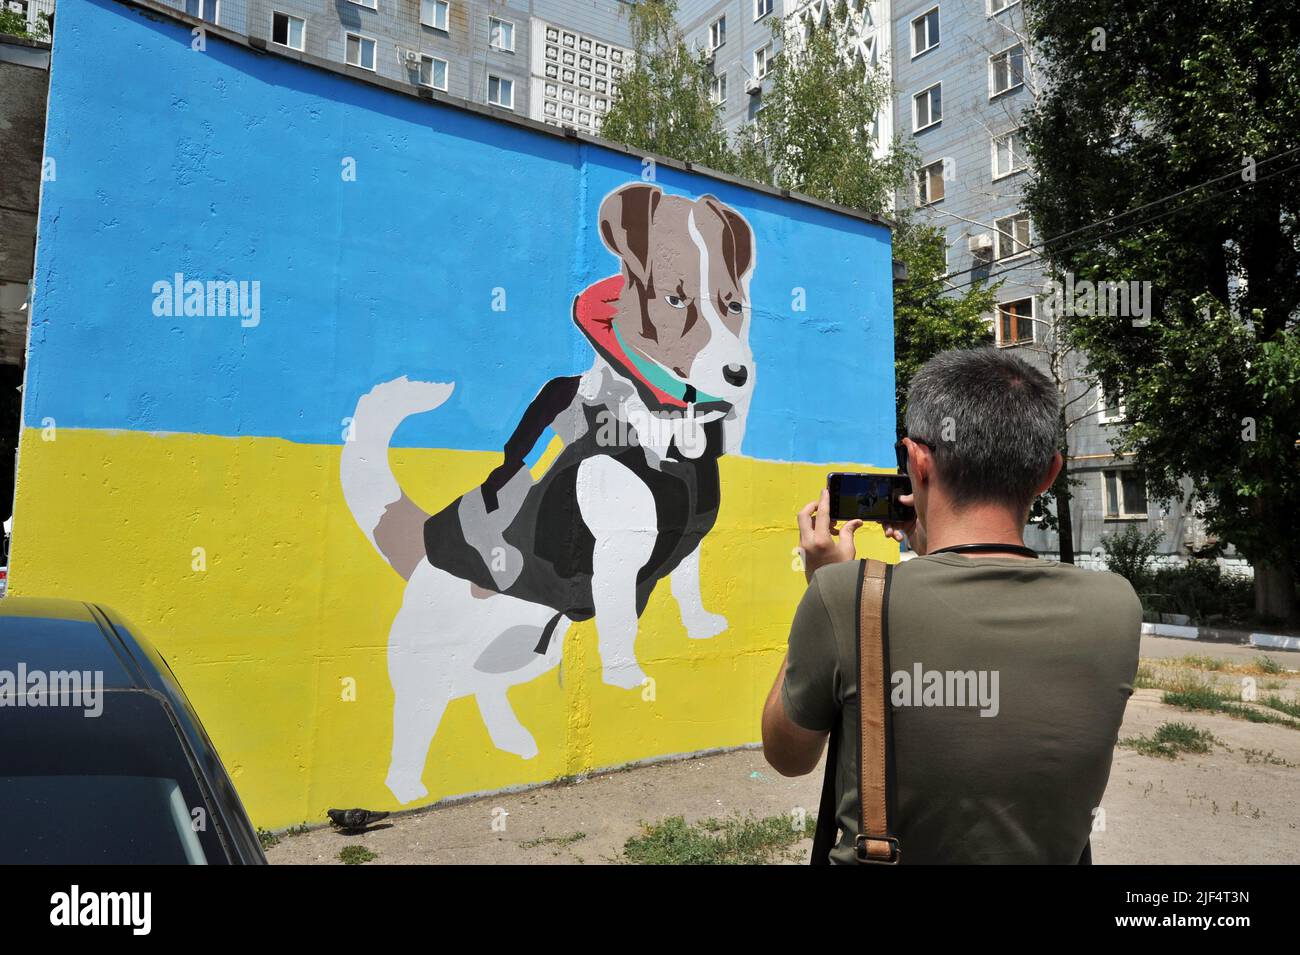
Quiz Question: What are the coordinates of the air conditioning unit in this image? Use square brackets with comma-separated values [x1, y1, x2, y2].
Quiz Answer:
[968, 233, 994, 256]
[404, 49, 420, 66]
[745, 77, 763, 95]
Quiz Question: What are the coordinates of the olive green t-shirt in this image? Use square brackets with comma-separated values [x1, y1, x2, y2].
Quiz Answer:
[782, 554, 1141, 865]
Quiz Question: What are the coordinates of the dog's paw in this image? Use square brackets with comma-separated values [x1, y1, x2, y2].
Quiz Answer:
[601, 661, 649, 691]
[385, 771, 429, 805]
[683, 610, 728, 641]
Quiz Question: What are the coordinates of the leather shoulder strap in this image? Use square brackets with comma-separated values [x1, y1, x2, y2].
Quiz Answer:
[856, 558, 899, 864]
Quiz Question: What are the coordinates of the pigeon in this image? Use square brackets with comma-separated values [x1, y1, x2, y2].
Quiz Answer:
[328, 808, 390, 832]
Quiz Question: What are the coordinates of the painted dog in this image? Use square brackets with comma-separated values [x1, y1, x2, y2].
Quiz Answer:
[341, 183, 757, 804]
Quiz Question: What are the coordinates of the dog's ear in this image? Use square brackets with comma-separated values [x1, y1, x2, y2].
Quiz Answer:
[599, 184, 662, 287]
[702, 196, 755, 285]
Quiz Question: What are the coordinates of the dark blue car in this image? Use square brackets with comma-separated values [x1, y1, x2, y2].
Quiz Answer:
[0, 598, 266, 864]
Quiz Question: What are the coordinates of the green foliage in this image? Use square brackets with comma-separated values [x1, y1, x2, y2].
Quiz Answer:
[0, 9, 47, 39]
[1022, 0, 1300, 617]
[1120, 721, 1218, 759]
[733, 8, 910, 214]
[623, 812, 812, 864]
[1101, 525, 1164, 588]
[1144, 560, 1254, 625]
[892, 222, 996, 432]
[600, 0, 736, 173]
[338, 844, 378, 865]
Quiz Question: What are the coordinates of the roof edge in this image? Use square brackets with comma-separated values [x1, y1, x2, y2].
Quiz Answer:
[110, 0, 895, 231]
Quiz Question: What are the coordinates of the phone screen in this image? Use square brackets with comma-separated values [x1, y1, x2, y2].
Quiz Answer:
[827, 472, 914, 524]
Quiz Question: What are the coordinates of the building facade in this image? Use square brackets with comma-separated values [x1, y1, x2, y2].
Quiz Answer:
[890, 0, 1212, 567]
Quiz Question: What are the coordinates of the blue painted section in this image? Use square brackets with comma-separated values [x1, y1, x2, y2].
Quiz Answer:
[28, 0, 895, 466]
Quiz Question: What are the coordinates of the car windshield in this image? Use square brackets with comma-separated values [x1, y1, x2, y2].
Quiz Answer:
[0, 691, 223, 864]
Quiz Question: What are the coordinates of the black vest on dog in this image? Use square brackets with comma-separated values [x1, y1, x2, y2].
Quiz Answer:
[422, 403, 724, 631]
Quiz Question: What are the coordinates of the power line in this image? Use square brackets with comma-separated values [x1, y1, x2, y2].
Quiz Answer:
[919, 156, 1300, 299]
[914, 143, 1300, 295]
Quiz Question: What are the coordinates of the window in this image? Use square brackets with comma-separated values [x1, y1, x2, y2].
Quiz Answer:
[420, 54, 448, 90]
[1104, 469, 1148, 519]
[487, 73, 514, 108]
[754, 0, 772, 20]
[1098, 385, 1125, 424]
[911, 6, 939, 56]
[489, 17, 515, 52]
[184, 0, 219, 24]
[271, 12, 304, 51]
[996, 298, 1034, 345]
[995, 212, 1031, 259]
[347, 0, 377, 8]
[990, 44, 1025, 96]
[346, 33, 377, 71]
[992, 127, 1027, 178]
[915, 160, 945, 205]
[420, 0, 448, 31]
[989, 0, 1020, 13]
[709, 16, 726, 50]
[754, 44, 772, 79]
[913, 83, 942, 131]
[711, 71, 727, 106]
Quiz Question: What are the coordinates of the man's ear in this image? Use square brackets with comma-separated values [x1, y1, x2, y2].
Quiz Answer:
[1035, 451, 1063, 496]
[599, 183, 662, 287]
[906, 437, 932, 486]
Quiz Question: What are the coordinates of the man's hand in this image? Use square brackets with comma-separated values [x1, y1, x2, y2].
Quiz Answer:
[797, 489, 862, 583]
[881, 492, 926, 555]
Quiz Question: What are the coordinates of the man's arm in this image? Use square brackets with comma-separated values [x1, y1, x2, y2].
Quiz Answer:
[761, 656, 829, 777]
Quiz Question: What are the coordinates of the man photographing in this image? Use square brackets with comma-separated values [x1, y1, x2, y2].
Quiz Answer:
[762, 346, 1142, 864]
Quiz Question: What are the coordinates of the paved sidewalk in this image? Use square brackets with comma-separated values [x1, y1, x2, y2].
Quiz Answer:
[268, 641, 1300, 865]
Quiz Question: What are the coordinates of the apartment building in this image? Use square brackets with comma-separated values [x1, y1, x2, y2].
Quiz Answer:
[892, 0, 1208, 566]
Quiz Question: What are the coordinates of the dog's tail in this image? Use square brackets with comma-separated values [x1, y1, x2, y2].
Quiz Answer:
[340, 376, 455, 580]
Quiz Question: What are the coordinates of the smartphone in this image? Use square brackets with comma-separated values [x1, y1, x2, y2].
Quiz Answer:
[827, 472, 915, 524]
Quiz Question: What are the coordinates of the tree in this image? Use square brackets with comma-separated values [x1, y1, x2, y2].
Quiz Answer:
[732, 1, 909, 213]
[892, 224, 995, 434]
[599, 0, 736, 173]
[0, 9, 49, 40]
[1022, 0, 1300, 621]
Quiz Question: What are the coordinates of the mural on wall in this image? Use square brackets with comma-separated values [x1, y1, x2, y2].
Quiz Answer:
[342, 184, 758, 802]
[14, 0, 897, 828]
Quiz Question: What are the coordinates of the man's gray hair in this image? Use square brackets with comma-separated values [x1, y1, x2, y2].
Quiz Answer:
[904, 347, 1060, 511]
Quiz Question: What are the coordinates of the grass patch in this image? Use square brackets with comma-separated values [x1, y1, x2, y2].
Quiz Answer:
[257, 828, 279, 851]
[339, 845, 378, 865]
[1259, 695, 1300, 719]
[623, 812, 813, 865]
[1134, 664, 1159, 689]
[1256, 656, 1284, 675]
[521, 831, 587, 850]
[1120, 721, 1219, 759]
[1180, 654, 1226, 671]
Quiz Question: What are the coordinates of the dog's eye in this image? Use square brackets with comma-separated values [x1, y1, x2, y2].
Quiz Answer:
[727, 301, 744, 314]
[664, 295, 688, 310]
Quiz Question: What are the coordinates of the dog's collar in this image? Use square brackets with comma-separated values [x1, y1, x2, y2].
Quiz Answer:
[610, 324, 722, 406]
[573, 275, 728, 412]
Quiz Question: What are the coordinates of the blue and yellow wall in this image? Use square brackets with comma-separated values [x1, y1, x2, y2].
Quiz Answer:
[13, 0, 896, 828]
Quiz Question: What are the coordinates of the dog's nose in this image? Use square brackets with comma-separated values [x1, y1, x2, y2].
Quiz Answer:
[722, 364, 748, 387]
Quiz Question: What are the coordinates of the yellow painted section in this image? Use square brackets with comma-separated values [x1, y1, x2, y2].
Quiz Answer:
[10, 426, 896, 829]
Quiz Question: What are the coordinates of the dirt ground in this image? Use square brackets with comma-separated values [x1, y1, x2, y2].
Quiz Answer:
[267, 637, 1299, 865]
